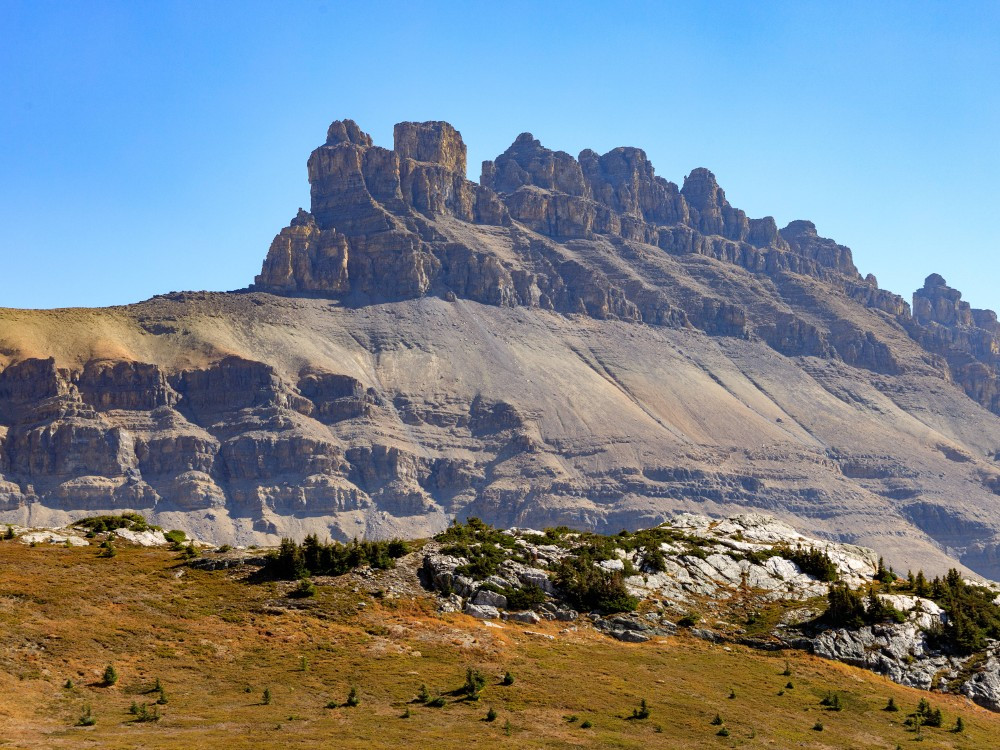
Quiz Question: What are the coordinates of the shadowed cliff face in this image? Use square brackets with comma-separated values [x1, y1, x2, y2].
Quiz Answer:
[3, 118, 1000, 579]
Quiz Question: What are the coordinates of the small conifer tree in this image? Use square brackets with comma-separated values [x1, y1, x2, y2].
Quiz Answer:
[346, 686, 359, 707]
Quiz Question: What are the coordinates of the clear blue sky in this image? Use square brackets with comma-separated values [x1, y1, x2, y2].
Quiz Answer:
[1, 1, 998, 312]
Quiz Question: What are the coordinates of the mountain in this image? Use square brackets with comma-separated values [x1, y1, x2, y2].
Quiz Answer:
[3, 118, 1000, 577]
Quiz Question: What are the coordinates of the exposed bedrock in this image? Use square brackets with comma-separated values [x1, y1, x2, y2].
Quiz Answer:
[4, 117, 1000, 576]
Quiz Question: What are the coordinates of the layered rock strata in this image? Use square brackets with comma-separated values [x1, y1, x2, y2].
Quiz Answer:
[2, 118, 1000, 578]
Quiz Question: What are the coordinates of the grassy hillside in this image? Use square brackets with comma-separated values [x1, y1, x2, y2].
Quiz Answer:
[0, 540, 995, 749]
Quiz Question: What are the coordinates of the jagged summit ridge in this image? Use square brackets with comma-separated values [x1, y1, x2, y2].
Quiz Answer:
[254, 118, 999, 414]
[257, 118, 860, 307]
[5, 116, 1000, 579]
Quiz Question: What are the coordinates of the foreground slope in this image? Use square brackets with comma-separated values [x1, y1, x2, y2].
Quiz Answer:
[0, 533, 996, 749]
[2, 119, 1000, 577]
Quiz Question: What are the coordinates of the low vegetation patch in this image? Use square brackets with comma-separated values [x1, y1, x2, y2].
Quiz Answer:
[265, 535, 409, 579]
[74, 512, 157, 534]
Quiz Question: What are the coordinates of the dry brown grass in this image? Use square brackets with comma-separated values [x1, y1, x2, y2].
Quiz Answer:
[0, 541, 996, 748]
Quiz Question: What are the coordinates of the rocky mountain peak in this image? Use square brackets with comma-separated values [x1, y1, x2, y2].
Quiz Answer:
[781, 219, 818, 238]
[681, 167, 749, 242]
[913, 273, 971, 326]
[924, 273, 948, 289]
[481, 132, 587, 197]
[11, 115, 1000, 577]
[325, 119, 373, 147]
[393, 120, 467, 174]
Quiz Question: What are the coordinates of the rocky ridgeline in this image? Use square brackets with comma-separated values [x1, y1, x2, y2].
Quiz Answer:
[422, 513, 1000, 712]
[423, 513, 876, 627]
[254, 119, 1000, 415]
[3, 116, 1000, 570]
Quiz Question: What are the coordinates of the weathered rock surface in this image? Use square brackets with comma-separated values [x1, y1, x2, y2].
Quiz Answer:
[3, 118, 1000, 578]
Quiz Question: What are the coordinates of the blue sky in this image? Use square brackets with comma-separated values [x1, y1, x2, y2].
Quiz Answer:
[1, 1, 998, 312]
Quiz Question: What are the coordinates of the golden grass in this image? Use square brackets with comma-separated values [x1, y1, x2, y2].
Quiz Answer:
[0, 542, 995, 748]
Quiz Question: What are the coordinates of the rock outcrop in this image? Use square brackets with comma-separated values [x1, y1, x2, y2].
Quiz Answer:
[4, 117, 1000, 577]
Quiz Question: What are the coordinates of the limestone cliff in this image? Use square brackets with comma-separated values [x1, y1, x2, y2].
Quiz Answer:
[3, 118, 1000, 581]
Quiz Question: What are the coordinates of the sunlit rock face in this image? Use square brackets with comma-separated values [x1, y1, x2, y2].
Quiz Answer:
[3, 118, 1000, 581]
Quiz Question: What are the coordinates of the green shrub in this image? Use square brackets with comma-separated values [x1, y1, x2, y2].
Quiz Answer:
[503, 584, 546, 610]
[64, 678, 73, 689]
[630, 698, 650, 720]
[912, 698, 942, 727]
[784, 545, 839, 581]
[132, 703, 160, 722]
[262, 687, 271, 705]
[717, 727, 730, 737]
[75, 513, 155, 534]
[820, 692, 842, 711]
[643, 546, 667, 572]
[885, 697, 899, 712]
[485, 706, 497, 722]
[77, 705, 96, 726]
[164, 530, 186, 546]
[4, 525, 15, 540]
[102, 664, 118, 686]
[345, 686, 359, 707]
[812, 721, 824, 731]
[824, 584, 865, 628]
[920, 569, 1000, 655]
[677, 613, 700, 628]
[501, 671, 515, 686]
[580, 719, 592, 728]
[427, 696, 446, 707]
[265, 536, 409, 579]
[554, 556, 638, 613]
[954, 716, 965, 733]
[463, 668, 487, 697]
[417, 683, 431, 703]
[711, 713, 723, 725]
[876, 557, 896, 584]
[865, 588, 907, 624]
[289, 579, 317, 598]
